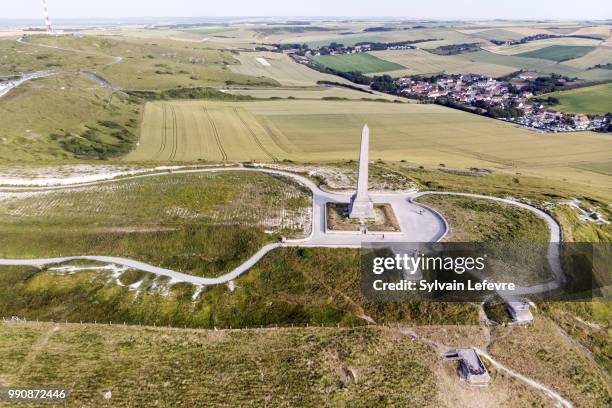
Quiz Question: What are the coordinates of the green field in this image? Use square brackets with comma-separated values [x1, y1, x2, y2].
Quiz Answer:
[516, 45, 596, 62]
[312, 53, 405, 73]
[130, 99, 612, 194]
[0, 172, 310, 278]
[544, 83, 612, 115]
[371, 49, 518, 77]
[229, 51, 353, 86]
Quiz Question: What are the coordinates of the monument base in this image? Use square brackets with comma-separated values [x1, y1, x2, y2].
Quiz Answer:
[349, 194, 376, 219]
[327, 203, 401, 232]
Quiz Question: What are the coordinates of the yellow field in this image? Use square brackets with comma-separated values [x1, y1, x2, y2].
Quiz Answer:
[483, 37, 602, 55]
[369, 49, 516, 77]
[228, 51, 351, 86]
[129, 100, 612, 193]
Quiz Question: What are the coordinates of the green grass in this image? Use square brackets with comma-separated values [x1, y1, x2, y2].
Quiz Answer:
[312, 53, 405, 73]
[415, 195, 550, 242]
[0, 189, 560, 329]
[0, 73, 141, 162]
[544, 83, 612, 115]
[23, 34, 278, 90]
[516, 45, 596, 62]
[391, 163, 611, 211]
[0, 247, 479, 328]
[0, 322, 441, 407]
[489, 317, 611, 407]
[0, 172, 311, 278]
[0, 38, 111, 76]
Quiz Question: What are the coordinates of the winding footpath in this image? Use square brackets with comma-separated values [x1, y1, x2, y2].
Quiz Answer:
[0, 71, 55, 99]
[0, 166, 561, 288]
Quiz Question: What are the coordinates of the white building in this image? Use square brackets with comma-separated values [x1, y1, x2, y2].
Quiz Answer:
[508, 301, 534, 324]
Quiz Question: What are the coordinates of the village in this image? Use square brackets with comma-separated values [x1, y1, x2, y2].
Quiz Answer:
[396, 72, 610, 132]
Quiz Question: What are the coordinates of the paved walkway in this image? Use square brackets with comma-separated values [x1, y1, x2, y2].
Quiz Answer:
[0, 167, 561, 289]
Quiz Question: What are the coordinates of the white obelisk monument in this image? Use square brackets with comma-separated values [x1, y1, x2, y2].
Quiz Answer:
[349, 124, 375, 219]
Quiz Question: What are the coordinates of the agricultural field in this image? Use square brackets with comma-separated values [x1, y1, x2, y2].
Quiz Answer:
[228, 51, 352, 86]
[543, 82, 612, 115]
[452, 50, 612, 81]
[563, 45, 612, 71]
[483, 37, 602, 56]
[132, 99, 612, 195]
[0, 172, 311, 277]
[312, 53, 405, 73]
[369, 48, 517, 77]
[127, 101, 289, 162]
[516, 45, 597, 62]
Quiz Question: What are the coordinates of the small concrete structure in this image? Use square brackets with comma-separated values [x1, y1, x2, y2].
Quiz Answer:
[444, 348, 491, 386]
[349, 124, 376, 220]
[508, 300, 534, 324]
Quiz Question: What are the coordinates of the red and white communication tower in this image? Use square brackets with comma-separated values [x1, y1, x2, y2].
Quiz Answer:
[42, 0, 54, 33]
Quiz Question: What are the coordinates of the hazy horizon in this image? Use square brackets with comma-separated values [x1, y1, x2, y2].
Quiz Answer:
[4, 0, 611, 21]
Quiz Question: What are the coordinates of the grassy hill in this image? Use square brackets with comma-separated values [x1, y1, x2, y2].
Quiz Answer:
[544, 83, 612, 115]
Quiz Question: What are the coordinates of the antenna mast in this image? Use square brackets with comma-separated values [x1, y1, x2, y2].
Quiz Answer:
[42, 0, 54, 34]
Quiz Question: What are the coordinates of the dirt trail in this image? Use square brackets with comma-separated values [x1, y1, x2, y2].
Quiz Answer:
[16, 325, 60, 379]
[405, 329, 574, 408]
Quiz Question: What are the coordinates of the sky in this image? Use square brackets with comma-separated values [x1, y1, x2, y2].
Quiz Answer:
[3, 0, 611, 21]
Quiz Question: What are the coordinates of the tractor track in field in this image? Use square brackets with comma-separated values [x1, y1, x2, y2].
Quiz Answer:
[203, 106, 228, 162]
[169, 105, 179, 161]
[156, 104, 168, 159]
[233, 107, 278, 162]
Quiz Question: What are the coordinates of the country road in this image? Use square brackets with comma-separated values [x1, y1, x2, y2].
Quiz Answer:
[0, 71, 55, 98]
[0, 166, 561, 289]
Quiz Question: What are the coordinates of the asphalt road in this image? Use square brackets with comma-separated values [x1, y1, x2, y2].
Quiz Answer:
[0, 167, 561, 289]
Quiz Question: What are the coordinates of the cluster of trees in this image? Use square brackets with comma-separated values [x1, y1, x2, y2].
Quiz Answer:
[300, 59, 372, 85]
[514, 74, 573, 94]
[363, 26, 395, 32]
[58, 120, 136, 159]
[317, 80, 373, 94]
[427, 43, 481, 55]
[587, 63, 612, 70]
[269, 38, 438, 56]
[127, 87, 254, 101]
[531, 96, 560, 105]
[370, 75, 398, 93]
[491, 33, 603, 46]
